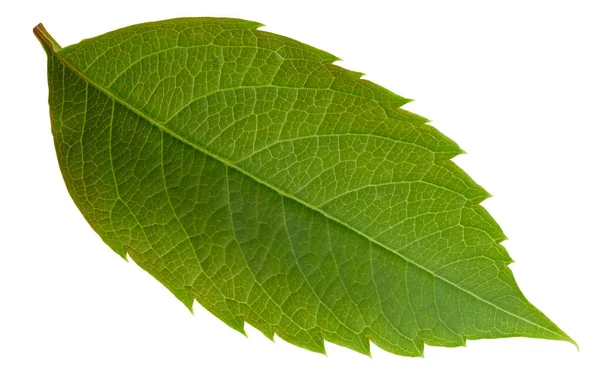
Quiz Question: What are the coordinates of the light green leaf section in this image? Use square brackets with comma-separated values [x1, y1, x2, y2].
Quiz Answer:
[35, 18, 574, 356]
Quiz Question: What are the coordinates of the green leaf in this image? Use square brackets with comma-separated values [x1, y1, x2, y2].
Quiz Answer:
[35, 18, 574, 357]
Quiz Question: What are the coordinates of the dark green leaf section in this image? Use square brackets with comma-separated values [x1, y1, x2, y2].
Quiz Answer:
[35, 18, 574, 356]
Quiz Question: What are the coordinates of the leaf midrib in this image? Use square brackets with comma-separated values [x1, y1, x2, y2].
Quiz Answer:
[46, 41, 567, 341]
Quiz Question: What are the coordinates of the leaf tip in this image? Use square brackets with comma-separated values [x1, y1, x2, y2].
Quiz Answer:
[562, 333, 579, 351]
[571, 339, 580, 351]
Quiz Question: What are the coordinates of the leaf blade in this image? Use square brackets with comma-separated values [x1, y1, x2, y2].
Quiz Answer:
[35, 19, 575, 356]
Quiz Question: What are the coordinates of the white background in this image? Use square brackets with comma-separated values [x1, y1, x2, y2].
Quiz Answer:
[1, 0, 598, 388]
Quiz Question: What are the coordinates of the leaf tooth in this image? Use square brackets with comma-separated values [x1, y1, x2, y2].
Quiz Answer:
[368, 334, 425, 357]
[449, 159, 493, 203]
[242, 20, 266, 30]
[361, 336, 373, 357]
[326, 331, 372, 356]
[252, 28, 341, 64]
[347, 69, 367, 79]
[274, 327, 327, 355]
[242, 317, 275, 341]
[190, 291, 247, 336]
[409, 123, 465, 160]
[108, 243, 128, 261]
[324, 63, 412, 106]
[461, 203, 509, 245]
